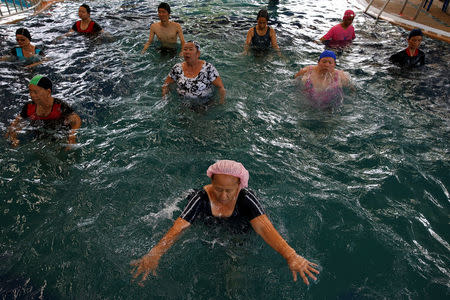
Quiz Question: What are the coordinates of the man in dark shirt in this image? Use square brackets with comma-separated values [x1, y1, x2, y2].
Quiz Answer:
[6, 75, 81, 148]
[389, 28, 425, 68]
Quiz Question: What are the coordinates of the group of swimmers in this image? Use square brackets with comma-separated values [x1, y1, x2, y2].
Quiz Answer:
[3, 2, 429, 286]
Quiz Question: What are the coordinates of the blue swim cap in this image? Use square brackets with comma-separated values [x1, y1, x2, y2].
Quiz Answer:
[319, 50, 336, 61]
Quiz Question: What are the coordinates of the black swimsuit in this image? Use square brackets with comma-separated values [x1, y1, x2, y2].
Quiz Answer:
[180, 188, 265, 232]
[251, 26, 272, 51]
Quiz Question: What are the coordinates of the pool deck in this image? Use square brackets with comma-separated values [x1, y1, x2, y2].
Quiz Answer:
[357, 0, 450, 43]
[0, 0, 62, 24]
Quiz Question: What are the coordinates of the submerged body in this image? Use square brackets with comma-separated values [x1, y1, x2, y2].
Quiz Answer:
[294, 50, 351, 108]
[162, 41, 226, 105]
[131, 160, 319, 286]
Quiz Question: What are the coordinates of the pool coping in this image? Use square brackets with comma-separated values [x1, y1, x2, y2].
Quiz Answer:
[356, 0, 450, 43]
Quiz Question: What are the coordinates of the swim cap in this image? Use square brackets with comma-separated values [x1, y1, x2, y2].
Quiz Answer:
[30, 75, 52, 91]
[257, 9, 269, 21]
[80, 3, 91, 14]
[16, 28, 31, 41]
[187, 40, 200, 51]
[319, 50, 336, 61]
[207, 160, 249, 189]
[158, 2, 171, 14]
[408, 28, 423, 39]
[343, 10, 355, 20]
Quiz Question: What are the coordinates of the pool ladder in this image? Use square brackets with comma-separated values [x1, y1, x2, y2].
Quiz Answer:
[0, 0, 42, 18]
[363, 0, 439, 23]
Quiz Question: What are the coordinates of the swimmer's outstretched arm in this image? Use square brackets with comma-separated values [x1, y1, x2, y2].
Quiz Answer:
[66, 113, 82, 146]
[5, 115, 23, 147]
[141, 24, 156, 54]
[131, 217, 191, 285]
[250, 214, 319, 285]
[212, 77, 226, 104]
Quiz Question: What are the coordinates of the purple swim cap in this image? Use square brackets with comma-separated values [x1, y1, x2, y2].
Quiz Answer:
[207, 160, 249, 189]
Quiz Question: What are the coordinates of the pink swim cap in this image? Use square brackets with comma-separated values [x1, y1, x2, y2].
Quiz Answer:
[343, 10, 355, 19]
[206, 160, 249, 189]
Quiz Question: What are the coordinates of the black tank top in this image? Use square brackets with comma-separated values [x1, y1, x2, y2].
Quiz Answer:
[251, 26, 271, 51]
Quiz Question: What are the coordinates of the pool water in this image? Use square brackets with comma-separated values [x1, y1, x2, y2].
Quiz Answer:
[1, 0, 449, 299]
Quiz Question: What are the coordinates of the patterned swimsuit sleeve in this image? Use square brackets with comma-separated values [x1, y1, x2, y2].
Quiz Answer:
[168, 62, 183, 82]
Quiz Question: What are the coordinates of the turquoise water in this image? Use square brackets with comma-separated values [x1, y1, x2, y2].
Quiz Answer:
[1, 0, 449, 299]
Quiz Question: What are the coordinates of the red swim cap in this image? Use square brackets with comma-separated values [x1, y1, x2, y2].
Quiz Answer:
[343, 10, 355, 20]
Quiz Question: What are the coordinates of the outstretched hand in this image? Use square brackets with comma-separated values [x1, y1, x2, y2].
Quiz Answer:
[130, 253, 160, 286]
[286, 254, 319, 285]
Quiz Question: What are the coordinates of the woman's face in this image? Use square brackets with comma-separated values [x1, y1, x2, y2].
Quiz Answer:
[211, 174, 240, 205]
[16, 34, 30, 47]
[317, 57, 336, 72]
[183, 42, 200, 63]
[257, 17, 268, 30]
[78, 7, 90, 20]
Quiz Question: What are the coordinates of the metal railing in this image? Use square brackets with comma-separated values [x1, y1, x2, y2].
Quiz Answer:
[0, 0, 42, 18]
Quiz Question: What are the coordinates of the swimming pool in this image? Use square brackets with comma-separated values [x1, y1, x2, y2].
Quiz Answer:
[0, 0, 449, 299]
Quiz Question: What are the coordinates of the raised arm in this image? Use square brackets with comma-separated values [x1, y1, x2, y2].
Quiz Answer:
[250, 214, 319, 285]
[131, 217, 191, 284]
[141, 24, 156, 54]
[212, 76, 226, 104]
[5, 115, 23, 147]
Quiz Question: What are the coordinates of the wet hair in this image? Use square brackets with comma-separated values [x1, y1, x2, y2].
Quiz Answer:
[16, 28, 31, 40]
[80, 4, 91, 14]
[408, 28, 423, 40]
[158, 2, 171, 14]
[256, 9, 269, 21]
[187, 40, 200, 51]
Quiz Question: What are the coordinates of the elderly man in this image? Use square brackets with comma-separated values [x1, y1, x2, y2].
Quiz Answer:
[6, 75, 81, 148]
[141, 2, 186, 54]
[319, 9, 356, 48]
[131, 160, 319, 285]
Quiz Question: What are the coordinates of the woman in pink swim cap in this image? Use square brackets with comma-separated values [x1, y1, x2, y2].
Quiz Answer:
[131, 160, 319, 286]
[318, 9, 356, 48]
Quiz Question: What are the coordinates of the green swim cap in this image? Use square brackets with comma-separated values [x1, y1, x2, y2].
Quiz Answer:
[29, 75, 52, 91]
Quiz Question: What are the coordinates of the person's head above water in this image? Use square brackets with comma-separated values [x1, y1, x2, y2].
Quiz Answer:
[80, 3, 91, 14]
[319, 50, 336, 62]
[16, 28, 31, 41]
[158, 2, 171, 14]
[342, 9, 355, 26]
[29, 75, 52, 92]
[207, 160, 249, 189]
[408, 28, 423, 40]
[78, 4, 91, 20]
[257, 9, 269, 22]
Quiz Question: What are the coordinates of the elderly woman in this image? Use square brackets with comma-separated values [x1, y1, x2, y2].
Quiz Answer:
[319, 10, 356, 48]
[6, 75, 81, 148]
[162, 41, 226, 105]
[294, 50, 352, 108]
[131, 160, 319, 286]
[1, 28, 45, 68]
[244, 9, 280, 55]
